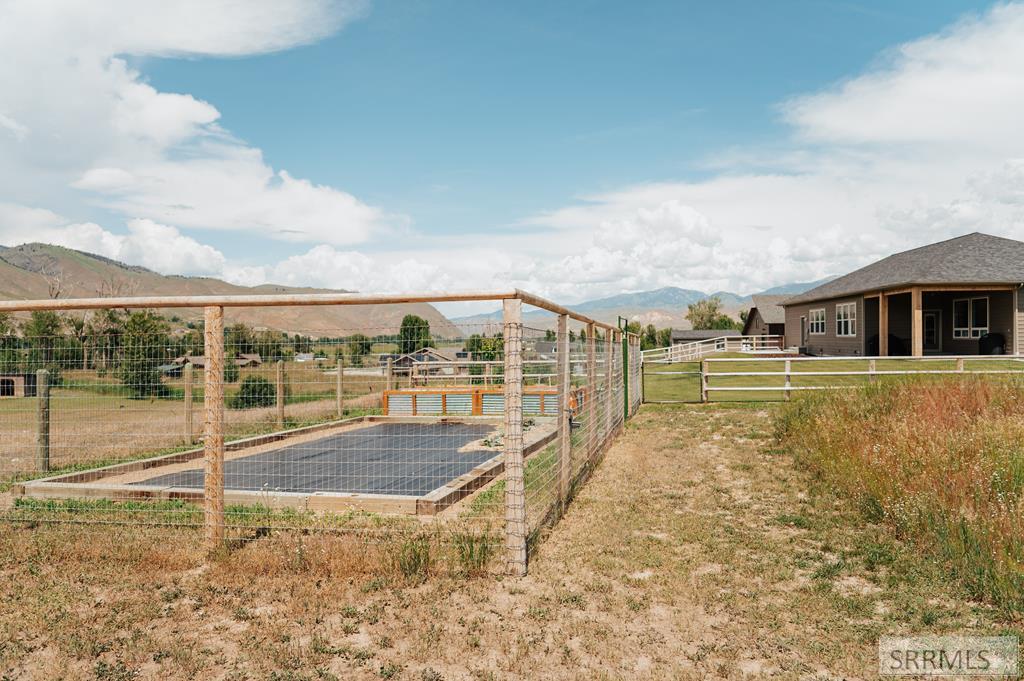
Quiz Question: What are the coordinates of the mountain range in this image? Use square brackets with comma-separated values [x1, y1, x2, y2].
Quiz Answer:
[0, 243, 463, 338]
[451, 280, 834, 334]
[0, 242, 834, 339]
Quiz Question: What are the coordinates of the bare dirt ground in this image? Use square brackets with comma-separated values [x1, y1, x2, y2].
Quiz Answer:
[0, 403, 1018, 680]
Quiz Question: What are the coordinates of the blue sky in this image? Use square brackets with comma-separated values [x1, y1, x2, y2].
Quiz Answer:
[2, 1, 1024, 313]
[137, 0, 988, 255]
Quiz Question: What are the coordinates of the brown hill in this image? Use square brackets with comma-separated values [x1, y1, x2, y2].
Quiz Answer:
[0, 243, 463, 338]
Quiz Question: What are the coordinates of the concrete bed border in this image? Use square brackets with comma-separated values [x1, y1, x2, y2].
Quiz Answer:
[11, 415, 557, 517]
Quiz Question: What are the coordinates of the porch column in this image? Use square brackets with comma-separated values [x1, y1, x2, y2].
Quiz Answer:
[911, 287, 923, 357]
[879, 294, 889, 357]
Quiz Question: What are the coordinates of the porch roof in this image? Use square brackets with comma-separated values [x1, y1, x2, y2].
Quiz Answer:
[783, 232, 1024, 306]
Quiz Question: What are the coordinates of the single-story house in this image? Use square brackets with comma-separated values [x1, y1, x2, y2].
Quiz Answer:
[236, 353, 263, 367]
[741, 295, 787, 338]
[380, 347, 456, 376]
[0, 373, 37, 398]
[670, 329, 743, 345]
[781, 232, 1024, 356]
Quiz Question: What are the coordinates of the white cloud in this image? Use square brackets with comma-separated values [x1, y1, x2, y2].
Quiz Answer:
[515, 3, 1024, 298]
[0, 1, 389, 245]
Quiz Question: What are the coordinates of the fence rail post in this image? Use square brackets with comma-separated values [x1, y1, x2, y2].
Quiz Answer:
[503, 298, 527, 576]
[184, 362, 194, 444]
[276, 359, 285, 430]
[556, 314, 570, 517]
[342, 352, 350, 417]
[35, 369, 50, 472]
[700, 359, 708, 403]
[386, 357, 394, 391]
[203, 305, 225, 552]
[784, 359, 792, 401]
[869, 359, 877, 384]
[586, 323, 596, 458]
[605, 331, 614, 439]
[956, 357, 965, 373]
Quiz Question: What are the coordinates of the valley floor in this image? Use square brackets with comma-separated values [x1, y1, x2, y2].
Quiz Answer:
[1, 404, 1018, 680]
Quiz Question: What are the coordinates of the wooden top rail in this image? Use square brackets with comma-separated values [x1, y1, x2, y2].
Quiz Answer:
[0, 288, 635, 336]
[706, 369, 1024, 377]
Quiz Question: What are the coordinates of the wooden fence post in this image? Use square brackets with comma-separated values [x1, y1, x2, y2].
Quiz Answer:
[556, 314, 570, 517]
[386, 357, 394, 391]
[868, 359, 877, 384]
[700, 359, 708, 403]
[605, 331, 615, 439]
[784, 359, 792, 401]
[276, 359, 285, 430]
[342, 352, 350, 417]
[484, 362, 491, 386]
[503, 298, 527, 576]
[184, 362, 194, 444]
[35, 369, 50, 472]
[586, 323, 596, 457]
[203, 305, 225, 552]
[956, 357, 965, 373]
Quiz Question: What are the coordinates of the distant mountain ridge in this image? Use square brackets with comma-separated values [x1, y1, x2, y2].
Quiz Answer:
[0, 243, 463, 338]
[452, 279, 835, 333]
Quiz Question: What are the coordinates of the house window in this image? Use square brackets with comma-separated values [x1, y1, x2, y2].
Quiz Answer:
[836, 302, 857, 337]
[953, 297, 988, 338]
[809, 308, 826, 335]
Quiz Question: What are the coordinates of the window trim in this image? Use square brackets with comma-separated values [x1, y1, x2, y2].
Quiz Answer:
[953, 296, 989, 339]
[835, 302, 857, 337]
[808, 308, 826, 335]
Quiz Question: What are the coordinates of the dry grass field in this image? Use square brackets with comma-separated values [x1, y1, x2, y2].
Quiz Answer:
[0, 364, 386, 479]
[1, 403, 1019, 680]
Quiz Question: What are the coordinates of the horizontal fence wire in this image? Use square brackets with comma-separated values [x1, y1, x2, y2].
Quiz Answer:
[0, 302, 638, 574]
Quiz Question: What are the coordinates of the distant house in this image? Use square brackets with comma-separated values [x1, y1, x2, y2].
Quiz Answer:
[158, 363, 184, 378]
[781, 232, 1024, 356]
[380, 347, 455, 376]
[0, 373, 37, 398]
[741, 295, 787, 338]
[236, 353, 263, 367]
[670, 329, 742, 345]
[294, 353, 315, 363]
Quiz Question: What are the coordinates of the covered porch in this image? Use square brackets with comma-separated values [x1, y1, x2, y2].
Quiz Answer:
[864, 285, 1019, 357]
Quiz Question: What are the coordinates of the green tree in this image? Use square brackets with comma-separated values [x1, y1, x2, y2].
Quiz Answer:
[22, 311, 66, 380]
[641, 324, 659, 350]
[225, 323, 256, 355]
[348, 333, 373, 362]
[229, 375, 276, 409]
[119, 311, 170, 398]
[398, 314, 431, 353]
[685, 296, 739, 330]
[656, 328, 673, 348]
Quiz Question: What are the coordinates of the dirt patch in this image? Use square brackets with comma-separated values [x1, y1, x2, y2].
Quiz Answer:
[0, 403, 1018, 680]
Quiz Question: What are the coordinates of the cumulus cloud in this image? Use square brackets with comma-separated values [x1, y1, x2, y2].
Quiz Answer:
[518, 3, 1024, 298]
[0, 1, 389, 246]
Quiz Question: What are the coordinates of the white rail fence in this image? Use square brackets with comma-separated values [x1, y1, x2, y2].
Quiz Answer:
[642, 335, 785, 363]
[700, 354, 1024, 402]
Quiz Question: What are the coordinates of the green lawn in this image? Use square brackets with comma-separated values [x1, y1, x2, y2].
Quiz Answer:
[642, 353, 1024, 403]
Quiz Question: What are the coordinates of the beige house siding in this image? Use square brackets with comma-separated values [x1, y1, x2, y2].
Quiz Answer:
[784, 286, 1023, 356]
[784, 297, 865, 356]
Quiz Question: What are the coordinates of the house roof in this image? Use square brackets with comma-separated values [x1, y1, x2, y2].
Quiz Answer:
[670, 329, 742, 342]
[747, 295, 787, 325]
[783, 232, 1024, 306]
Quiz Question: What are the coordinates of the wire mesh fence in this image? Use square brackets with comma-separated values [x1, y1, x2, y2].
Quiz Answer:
[0, 293, 639, 575]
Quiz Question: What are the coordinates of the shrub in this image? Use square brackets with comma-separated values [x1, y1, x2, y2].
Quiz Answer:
[394, 535, 432, 584]
[224, 361, 240, 383]
[229, 375, 275, 409]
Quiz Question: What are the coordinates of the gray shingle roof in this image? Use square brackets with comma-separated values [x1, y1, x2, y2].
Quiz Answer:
[783, 233, 1024, 306]
[748, 295, 787, 324]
